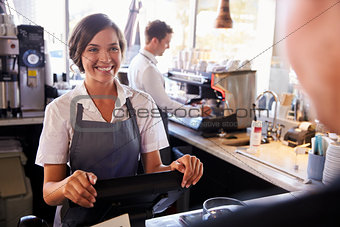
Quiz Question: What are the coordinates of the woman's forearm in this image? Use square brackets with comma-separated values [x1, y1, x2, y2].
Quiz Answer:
[142, 151, 173, 173]
[43, 164, 69, 206]
[144, 163, 172, 173]
[43, 179, 68, 206]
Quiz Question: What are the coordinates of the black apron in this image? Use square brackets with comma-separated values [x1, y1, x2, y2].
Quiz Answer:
[58, 98, 141, 226]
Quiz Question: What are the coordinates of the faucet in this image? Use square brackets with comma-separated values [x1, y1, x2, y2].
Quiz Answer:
[275, 124, 285, 141]
[255, 90, 280, 141]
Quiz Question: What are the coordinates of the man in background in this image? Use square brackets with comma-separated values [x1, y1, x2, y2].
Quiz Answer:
[128, 20, 210, 164]
[128, 20, 210, 134]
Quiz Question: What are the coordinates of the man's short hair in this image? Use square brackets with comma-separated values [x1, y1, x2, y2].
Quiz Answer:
[145, 20, 173, 44]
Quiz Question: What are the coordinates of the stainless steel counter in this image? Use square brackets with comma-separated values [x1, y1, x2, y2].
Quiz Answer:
[168, 121, 319, 192]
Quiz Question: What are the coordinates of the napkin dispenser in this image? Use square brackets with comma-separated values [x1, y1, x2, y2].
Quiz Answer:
[284, 122, 315, 147]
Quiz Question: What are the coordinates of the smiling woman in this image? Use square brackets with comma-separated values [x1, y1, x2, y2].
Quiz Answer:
[35, 13, 203, 226]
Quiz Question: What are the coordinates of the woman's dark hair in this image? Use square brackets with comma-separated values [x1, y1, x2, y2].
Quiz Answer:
[68, 13, 126, 73]
[145, 20, 173, 44]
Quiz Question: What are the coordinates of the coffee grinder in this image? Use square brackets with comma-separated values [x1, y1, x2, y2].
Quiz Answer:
[0, 14, 21, 118]
[17, 25, 45, 116]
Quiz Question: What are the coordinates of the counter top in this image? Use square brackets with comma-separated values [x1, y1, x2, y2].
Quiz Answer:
[146, 191, 305, 227]
[0, 116, 44, 126]
[169, 121, 319, 192]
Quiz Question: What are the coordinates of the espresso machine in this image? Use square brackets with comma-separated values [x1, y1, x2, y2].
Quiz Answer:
[17, 25, 45, 115]
[0, 13, 21, 118]
[166, 69, 256, 134]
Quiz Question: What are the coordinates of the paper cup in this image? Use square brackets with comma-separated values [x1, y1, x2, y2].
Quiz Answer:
[307, 152, 325, 181]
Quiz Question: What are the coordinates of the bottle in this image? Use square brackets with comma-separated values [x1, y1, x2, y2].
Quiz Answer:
[53, 73, 59, 88]
[248, 120, 263, 153]
[61, 72, 70, 89]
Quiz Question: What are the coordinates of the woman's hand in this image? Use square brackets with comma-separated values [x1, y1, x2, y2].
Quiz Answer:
[63, 170, 98, 208]
[170, 154, 203, 188]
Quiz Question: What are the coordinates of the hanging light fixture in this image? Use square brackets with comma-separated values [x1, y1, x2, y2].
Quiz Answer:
[215, 0, 233, 29]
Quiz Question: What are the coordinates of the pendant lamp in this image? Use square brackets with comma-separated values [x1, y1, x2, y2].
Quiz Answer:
[215, 0, 233, 29]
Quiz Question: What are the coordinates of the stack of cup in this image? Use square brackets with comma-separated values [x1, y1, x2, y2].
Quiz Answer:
[322, 142, 340, 185]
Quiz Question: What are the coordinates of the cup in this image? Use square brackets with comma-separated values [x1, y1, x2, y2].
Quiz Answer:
[226, 60, 240, 72]
[238, 60, 251, 71]
[322, 142, 340, 185]
[307, 152, 325, 181]
[197, 60, 207, 72]
[202, 197, 246, 221]
[0, 24, 6, 36]
[7, 24, 17, 36]
[3, 14, 14, 24]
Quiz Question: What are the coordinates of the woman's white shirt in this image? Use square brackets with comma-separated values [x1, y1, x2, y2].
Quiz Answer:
[35, 78, 169, 166]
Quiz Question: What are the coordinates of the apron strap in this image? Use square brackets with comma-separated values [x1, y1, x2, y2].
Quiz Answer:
[125, 98, 141, 146]
[125, 98, 135, 118]
[157, 107, 169, 138]
[125, 98, 143, 173]
[76, 103, 84, 122]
